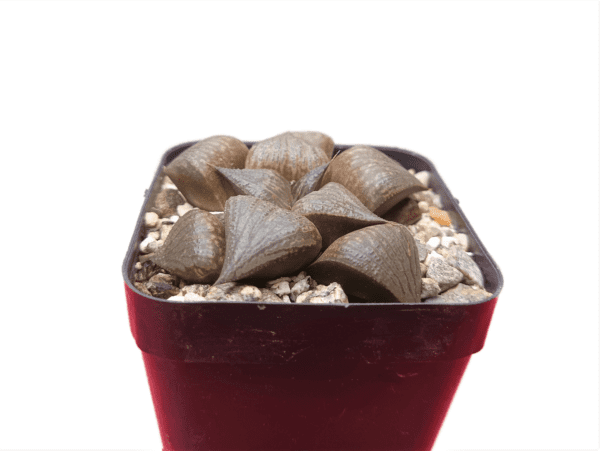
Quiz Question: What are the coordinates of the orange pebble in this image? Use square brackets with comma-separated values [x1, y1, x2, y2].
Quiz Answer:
[429, 206, 452, 226]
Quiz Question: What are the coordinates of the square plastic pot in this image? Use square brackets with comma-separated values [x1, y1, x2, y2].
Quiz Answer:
[123, 141, 503, 451]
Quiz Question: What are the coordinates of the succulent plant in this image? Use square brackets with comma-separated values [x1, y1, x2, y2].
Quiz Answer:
[320, 145, 427, 216]
[245, 132, 330, 182]
[288, 131, 335, 159]
[215, 167, 293, 210]
[215, 196, 322, 285]
[149, 133, 433, 304]
[307, 223, 422, 303]
[290, 162, 330, 203]
[382, 197, 422, 225]
[164, 136, 248, 211]
[292, 182, 387, 249]
[151, 209, 225, 284]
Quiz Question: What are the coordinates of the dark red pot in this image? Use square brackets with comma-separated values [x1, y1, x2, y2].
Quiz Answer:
[123, 141, 503, 451]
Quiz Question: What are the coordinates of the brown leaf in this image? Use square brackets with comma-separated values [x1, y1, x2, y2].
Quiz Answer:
[320, 145, 426, 216]
[307, 223, 422, 303]
[215, 196, 322, 284]
[289, 131, 335, 159]
[164, 136, 248, 211]
[215, 167, 293, 209]
[292, 182, 387, 248]
[382, 197, 422, 225]
[291, 162, 330, 203]
[245, 132, 330, 182]
[151, 209, 225, 284]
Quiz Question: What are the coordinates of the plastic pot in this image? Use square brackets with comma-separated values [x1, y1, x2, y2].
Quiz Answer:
[122, 141, 503, 451]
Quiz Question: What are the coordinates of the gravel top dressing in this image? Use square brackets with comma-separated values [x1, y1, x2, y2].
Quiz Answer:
[133, 132, 492, 304]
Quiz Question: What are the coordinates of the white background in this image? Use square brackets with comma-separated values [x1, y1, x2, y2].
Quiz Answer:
[0, 1, 597, 450]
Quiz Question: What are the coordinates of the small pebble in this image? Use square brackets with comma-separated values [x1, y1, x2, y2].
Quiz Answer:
[181, 284, 211, 297]
[160, 224, 174, 241]
[145, 212, 159, 228]
[420, 263, 427, 277]
[183, 292, 205, 302]
[146, 273, 180, 298]
[417, 201, 429, 213]
[330, 284, 348, 300]
[426, 258, 463, 292]
[221, 293, 244, 302]
[440, 226, 455, 237]
[239, 285, 262, 302]
[177, 203, 194, 217]
[456, 233, 469, 251]
[308, 295, 334, 304]
[168, 295, 185, 302]
[424, 283, 492, 304]
[441, 236, 458, 248]
[414, 231, 429, 244]
[267, 276, 292, 286]
[412, 190, 443, 208]
[295, 291, 312, 304]
[281, 294, 292, 303]
[408, 168, 416, 175]
[416, 213, 433, 226]
[205, 283, 238, 301]
[292, 271, 309, 284]
[149, 272, 179, 285]
[140, 236, 157, 254]
[271, 281, 291, 297]
[415, 240, 428, 262]
[154, 189, 185, 217]
[414, 171, 431, 187]
[148, 231, 161, 241]
[296, 283, 348, 304]
[161, 176, 177, 190]
[169, 215, 179, 223]
[416, 222, 442, 242]
[423, 295, 444, 304]
[426, 236, 441, 250]
[134, 281, 152, 296]
[260, 288, 286, 303]
[429, 206, 452, 226]
[421, 278, 441, 299]
[134, 261, 143, 270]
[424, 250, 444, 266]
[134, 260, 161, 281]
[442, 247, 485, 288]
[291, 277, 311, 301]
